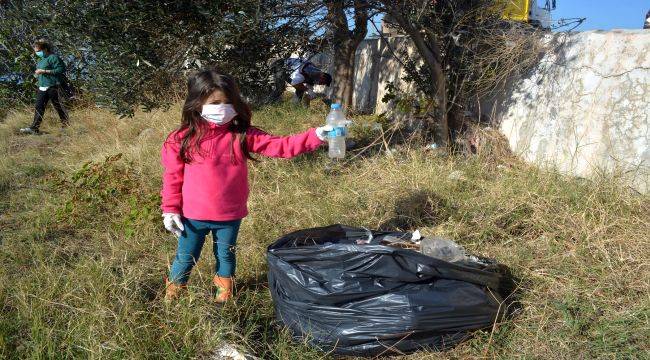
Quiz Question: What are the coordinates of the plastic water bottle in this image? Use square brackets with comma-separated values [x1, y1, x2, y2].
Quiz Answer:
[420, 237, 467, 263]
[326, 103, 347, 159]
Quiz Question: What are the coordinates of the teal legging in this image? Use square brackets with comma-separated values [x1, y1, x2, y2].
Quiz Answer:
[168, 218, 242, 284]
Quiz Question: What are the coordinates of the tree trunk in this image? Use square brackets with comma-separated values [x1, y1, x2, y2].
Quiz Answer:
[383, 6, 450, 147]
[325, 0, 368, 110]
[330, 40, 357, 108]
[408, 30, 449, 147]
[427, 53, 449, 147]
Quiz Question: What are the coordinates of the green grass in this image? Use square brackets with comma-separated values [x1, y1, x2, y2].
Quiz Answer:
[0, 101, 648, 359]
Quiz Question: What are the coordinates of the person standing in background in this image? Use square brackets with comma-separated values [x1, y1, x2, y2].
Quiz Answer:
[644, 9, 650, 29]
[20, 38, 69, 135]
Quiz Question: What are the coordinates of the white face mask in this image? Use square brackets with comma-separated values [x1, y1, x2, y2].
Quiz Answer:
[201, 104, 237, 125]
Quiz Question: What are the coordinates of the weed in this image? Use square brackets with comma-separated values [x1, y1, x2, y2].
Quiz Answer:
[0, 103, 647, 359]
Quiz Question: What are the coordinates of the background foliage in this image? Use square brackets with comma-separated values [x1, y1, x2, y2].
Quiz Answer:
[0, 0, 310, 117]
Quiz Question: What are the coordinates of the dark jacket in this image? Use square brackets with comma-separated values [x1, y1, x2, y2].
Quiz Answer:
[36, 53, 65, 88]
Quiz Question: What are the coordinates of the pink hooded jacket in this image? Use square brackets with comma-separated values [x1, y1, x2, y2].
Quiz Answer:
[160, 122, 324, 221]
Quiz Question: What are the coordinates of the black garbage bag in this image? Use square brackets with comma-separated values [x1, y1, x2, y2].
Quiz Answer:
[267, 224, 512, 357]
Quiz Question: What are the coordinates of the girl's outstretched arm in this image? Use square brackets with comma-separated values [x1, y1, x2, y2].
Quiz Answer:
[160, 138, 185, 214]
[246, 127, 324, 159]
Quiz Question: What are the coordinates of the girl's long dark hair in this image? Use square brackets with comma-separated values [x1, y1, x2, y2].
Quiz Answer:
[175, 69, 255, 163]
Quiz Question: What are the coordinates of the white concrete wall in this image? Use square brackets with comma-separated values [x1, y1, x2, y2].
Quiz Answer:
[486, 30, 649, 193]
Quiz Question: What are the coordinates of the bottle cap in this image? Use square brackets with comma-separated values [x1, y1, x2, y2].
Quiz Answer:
[331, 103, 342, 110]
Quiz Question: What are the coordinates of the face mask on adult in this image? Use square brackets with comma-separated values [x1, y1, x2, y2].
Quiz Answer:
[35, 50, 45, 58]
[201, 104, 237, 125]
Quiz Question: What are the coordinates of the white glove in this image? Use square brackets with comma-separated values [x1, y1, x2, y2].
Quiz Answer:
[162, 213, 184, 237]
[316, 125, 333, 141]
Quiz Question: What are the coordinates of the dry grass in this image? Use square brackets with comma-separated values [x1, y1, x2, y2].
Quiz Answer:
[0, 101, 648, 359]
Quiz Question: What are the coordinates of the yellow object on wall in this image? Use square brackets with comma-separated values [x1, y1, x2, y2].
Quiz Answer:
[502, 0, 530, 22]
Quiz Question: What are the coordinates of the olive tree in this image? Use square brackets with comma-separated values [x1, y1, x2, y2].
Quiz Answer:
[370, 0, 543, 147]
[280, 0, 369, 109]
[0, 0, 308, 117]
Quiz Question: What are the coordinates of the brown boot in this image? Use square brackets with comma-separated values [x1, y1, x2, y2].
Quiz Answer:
[213, 275, 233, 303]
[164, 277, 186, 302]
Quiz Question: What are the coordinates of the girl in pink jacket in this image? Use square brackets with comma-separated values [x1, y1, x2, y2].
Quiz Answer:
[160, 69, 331, 302]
